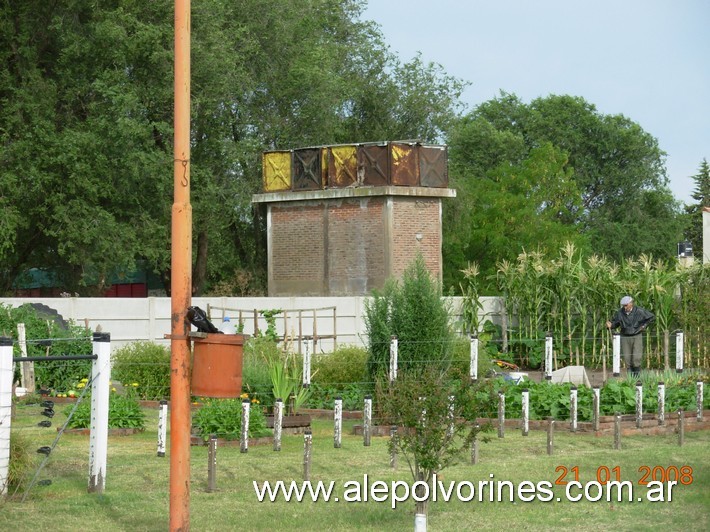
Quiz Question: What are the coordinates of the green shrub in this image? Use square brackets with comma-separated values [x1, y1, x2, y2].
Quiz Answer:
[111, 341, 171, 400]
[365, 254, 455, 380]
[306, 383, 365, 410]
[0, 302, 93, 393]
[312, 346, 368, 386]
[192, 396, 270, 441]
[64, 386, 146, 429]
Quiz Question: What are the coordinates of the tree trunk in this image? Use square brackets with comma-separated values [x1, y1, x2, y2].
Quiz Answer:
[192, 229, 209, 296]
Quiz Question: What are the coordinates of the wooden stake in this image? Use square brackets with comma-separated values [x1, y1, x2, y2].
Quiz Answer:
[207, 435, 217, 493]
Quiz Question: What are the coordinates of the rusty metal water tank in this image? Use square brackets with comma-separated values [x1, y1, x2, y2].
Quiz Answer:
[191, 333, 247, 398]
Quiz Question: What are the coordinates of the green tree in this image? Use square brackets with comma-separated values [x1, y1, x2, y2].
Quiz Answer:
[683, 159, 710, 255]
[444, 126, 586, 290]
[0, 0, 466, 296]
[443, 92, 685, 291]
[364, 255, 455, 381]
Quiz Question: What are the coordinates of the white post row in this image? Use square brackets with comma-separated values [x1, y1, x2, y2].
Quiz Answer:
[675, 331, 684, 373]
[0, 337, 14, 496]
[88, 332, 111, 494]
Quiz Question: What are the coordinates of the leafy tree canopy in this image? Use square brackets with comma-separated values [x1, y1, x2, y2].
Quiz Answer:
[0, 0, 466, 295]
[683, 158, 710, 255]
[444, 92, 685, 291]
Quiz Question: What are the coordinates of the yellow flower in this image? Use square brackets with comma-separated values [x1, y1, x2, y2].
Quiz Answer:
[251, 398, 260, 404]
[81, 378, 89, 383]
[239, 393, 249, 399]
[132, 382, 139, 387]
[76, 383, 85, 389]
[111, 387, 117, 392]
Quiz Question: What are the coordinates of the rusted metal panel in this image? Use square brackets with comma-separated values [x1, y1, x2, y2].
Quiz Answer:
[390, 142, 419, 186]
[419, 144, 448, 187]
[292, 148, 322, 191]
[327, 145, 357, 188]
[262, 151, 292, 192]
[358, 143, 389, 186]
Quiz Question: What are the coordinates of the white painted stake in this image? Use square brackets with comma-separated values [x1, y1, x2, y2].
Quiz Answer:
[612, 333, 621, 377]
[635, 381, 643, 429]
[334, 396, 342, 448]
[521, 388, 529, 436]
[240, 399, 250, 453]
[0, 337, 14, 496]
[273, 399, 283, 451]
[570, 386, 578, 432]
[17, 323, 35, 393]
[447, 395, 455, 438]
[675, 331, 684, 373]
[88, 332, 111, 494]
[544, 334, 553, 380]
[363, 395, 372, 447]
[415, 513, 427, 532]
[697, 381, 704, 422]
[389, 336, 398, 383]
[657, 382, 665, 426]
[303, 338, 311, 386]
[469, 334, 478, 382]
[157, 400, 168, 457]
[497, 391, 505, 438]
[592, 386, 600, 432]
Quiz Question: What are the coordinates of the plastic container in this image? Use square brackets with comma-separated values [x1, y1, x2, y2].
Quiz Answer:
[191, 333, 246, 398]
[219, 316, 237, 335]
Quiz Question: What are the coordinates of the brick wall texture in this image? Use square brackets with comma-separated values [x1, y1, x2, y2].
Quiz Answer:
[268, 195, 442, 296]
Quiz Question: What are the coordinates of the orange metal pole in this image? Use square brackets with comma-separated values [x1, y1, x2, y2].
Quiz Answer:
[171, 0, 191, 530]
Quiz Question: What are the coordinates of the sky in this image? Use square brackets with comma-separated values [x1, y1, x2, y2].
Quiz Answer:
[361, 0, 709, 205]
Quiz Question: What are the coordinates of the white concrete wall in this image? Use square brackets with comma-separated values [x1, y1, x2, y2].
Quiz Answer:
[0, 296, 503, 354]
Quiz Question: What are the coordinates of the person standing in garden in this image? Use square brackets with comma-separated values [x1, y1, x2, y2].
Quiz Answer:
[606, 296, 655, 378]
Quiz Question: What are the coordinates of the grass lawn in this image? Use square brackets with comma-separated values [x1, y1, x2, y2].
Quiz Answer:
[2, 404, 708, 531]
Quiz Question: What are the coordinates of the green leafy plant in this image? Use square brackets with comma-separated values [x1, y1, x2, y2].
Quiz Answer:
[0, 302, 93, 393]
[312, 346, 368, 386]
[268, 351, 311, 412]
[192, 395, 270, 441]
[241, 337, 278, 408]
[306, 383, 365, 410]
[111, 341, 171, 400]
[65, 383, 146, 429]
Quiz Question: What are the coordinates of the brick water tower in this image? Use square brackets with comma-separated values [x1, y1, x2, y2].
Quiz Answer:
[252, 141, 456, 296]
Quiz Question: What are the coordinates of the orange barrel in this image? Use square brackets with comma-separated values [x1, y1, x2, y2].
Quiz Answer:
[191, 333, 247, 398]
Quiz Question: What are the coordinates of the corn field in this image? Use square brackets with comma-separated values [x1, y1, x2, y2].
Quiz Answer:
[461, 243, 710, 370]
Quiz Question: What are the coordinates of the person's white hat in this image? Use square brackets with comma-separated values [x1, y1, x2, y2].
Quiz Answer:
[620, 296, 633, 306]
